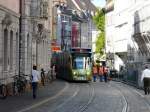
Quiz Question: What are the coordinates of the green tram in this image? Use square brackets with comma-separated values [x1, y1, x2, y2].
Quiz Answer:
[53, 48, 92, 81]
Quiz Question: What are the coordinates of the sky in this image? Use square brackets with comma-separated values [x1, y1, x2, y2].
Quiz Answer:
[91, 0, 106, 7]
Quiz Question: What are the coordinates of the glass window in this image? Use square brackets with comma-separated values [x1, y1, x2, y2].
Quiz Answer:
[10, 30, 13, 69]
[73, 57, 83, 69]
[73, 56, 91, 69]
[4, 29, 8, 71]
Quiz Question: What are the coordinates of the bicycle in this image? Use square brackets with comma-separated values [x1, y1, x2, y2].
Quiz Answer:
[13, 74, 28, 95]
[0, 79, 7, 99]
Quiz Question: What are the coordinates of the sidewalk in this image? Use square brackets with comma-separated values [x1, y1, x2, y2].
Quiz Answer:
[0, 80, 66, 112]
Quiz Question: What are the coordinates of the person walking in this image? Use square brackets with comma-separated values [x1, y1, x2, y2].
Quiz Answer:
[99, 65, 103, 82]
[52, 65, 56, 80]
[31, 65, 40, 99]
[92, 64, 98, 82]
[41, 68, 45, 86]
[103, 66, 108, 83]
[141, 65, 150, 95]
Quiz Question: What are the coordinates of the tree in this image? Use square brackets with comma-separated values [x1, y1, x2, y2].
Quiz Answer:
[95, 32, 105, 54]
[93, 9, 105, 55]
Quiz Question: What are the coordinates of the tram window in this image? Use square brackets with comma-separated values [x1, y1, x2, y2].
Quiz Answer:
[72, 56, 91, 69]
[84, 57, 86, 69]
[73, 57, 83, 69]
[88, 58, 90, 65]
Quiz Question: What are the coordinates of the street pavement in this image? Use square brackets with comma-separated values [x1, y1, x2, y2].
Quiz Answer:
[0, 80, 150, 112]
[0, 80, 67, 112]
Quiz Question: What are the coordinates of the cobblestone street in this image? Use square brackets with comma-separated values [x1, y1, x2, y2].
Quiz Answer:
[1, 80, 150, 112]
[1, 0, 150, 112]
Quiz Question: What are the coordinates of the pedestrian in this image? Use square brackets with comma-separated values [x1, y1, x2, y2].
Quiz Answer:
[92, 64, 98, 82]
[106, 67, 111, 81]
[99, 65, 103, 82]
[50, 64, 56, 80]
[52, 64, 56, 79]
[103, 66, 108, 83]
[31, 65, 40, 99]
[141, 65, 150, 95]
[41, 68, 45, 86]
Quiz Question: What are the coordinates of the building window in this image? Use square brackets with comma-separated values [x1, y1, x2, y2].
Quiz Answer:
[40, 1, 48, 18]
[16, 32, 19, 70]
[4, 29, 8, 71]
[10, 30, 13, 69]
[27, 33, 30, 66]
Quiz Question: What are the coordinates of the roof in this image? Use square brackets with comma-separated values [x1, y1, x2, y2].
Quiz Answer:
[66, 0, 97, 12]
[61, 9, 86, 22]
[74, 0, 97, 11]
[61, 0, 97, 22]
[66, 0, 78, 10]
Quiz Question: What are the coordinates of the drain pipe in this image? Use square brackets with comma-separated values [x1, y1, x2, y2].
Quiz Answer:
[19, 0, 22, 77]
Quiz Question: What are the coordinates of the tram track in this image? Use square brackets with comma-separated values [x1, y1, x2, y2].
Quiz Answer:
[52, 85, 80, 112]
[112, 81, 150, 112]
[111, 83, 128, 112]
[17, 82, 80, 112]
[73, 83, 95, 112]
[45, 83, 95, 112]
[119, 82, 150, 111]
[54, 83, 95, 112]
[77, 82, 126, 112]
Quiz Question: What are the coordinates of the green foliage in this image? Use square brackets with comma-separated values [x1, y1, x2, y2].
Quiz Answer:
[93, 9, 105, 31]
[96, 32, 105, 54]
[93, 9, 105, 55]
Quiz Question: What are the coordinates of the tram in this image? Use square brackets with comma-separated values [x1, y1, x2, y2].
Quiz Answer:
[53, 48, 92, 81]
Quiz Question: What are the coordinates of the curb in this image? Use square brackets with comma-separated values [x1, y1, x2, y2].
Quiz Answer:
[112, 79, 142, 89]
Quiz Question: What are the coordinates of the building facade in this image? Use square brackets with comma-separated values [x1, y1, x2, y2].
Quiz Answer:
[0, 0, 20, 84]
[20, 0, 51, 76]
[105, 0, 115, 68]
[105, 0, 150, 86]
[71, 0, 96, 49]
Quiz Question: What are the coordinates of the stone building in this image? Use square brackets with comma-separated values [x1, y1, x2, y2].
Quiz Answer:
[105, 0, 115, 69]
[0, 0, 20, 84]
[51, 0, 67, 53]
[68, 0, 97, 49]
[30, 0, 51, 72]
[0, 0, 51, 94]
[20, 0, 51, 76]
[105, 0, 150, 86]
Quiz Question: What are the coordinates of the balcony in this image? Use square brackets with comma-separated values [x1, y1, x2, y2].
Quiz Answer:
[40, 1, 49, 19]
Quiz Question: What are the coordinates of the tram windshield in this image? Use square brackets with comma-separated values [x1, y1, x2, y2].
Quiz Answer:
[73, 56, 91, 69]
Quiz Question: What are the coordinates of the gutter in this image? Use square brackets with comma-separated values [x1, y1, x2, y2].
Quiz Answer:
[19, 0, 22, 76]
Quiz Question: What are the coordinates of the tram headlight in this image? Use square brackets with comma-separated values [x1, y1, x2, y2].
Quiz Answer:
[87, 71, 90, 75]
[73, 72, 77, 75]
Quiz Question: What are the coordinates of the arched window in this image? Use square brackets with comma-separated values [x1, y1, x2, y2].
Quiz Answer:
[16, 32, 19, 69]
[43, 40, 45, 63]
[4, 29, 8, 71]
[27, 33, 30, 65]
[10, 30, 13, 69]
